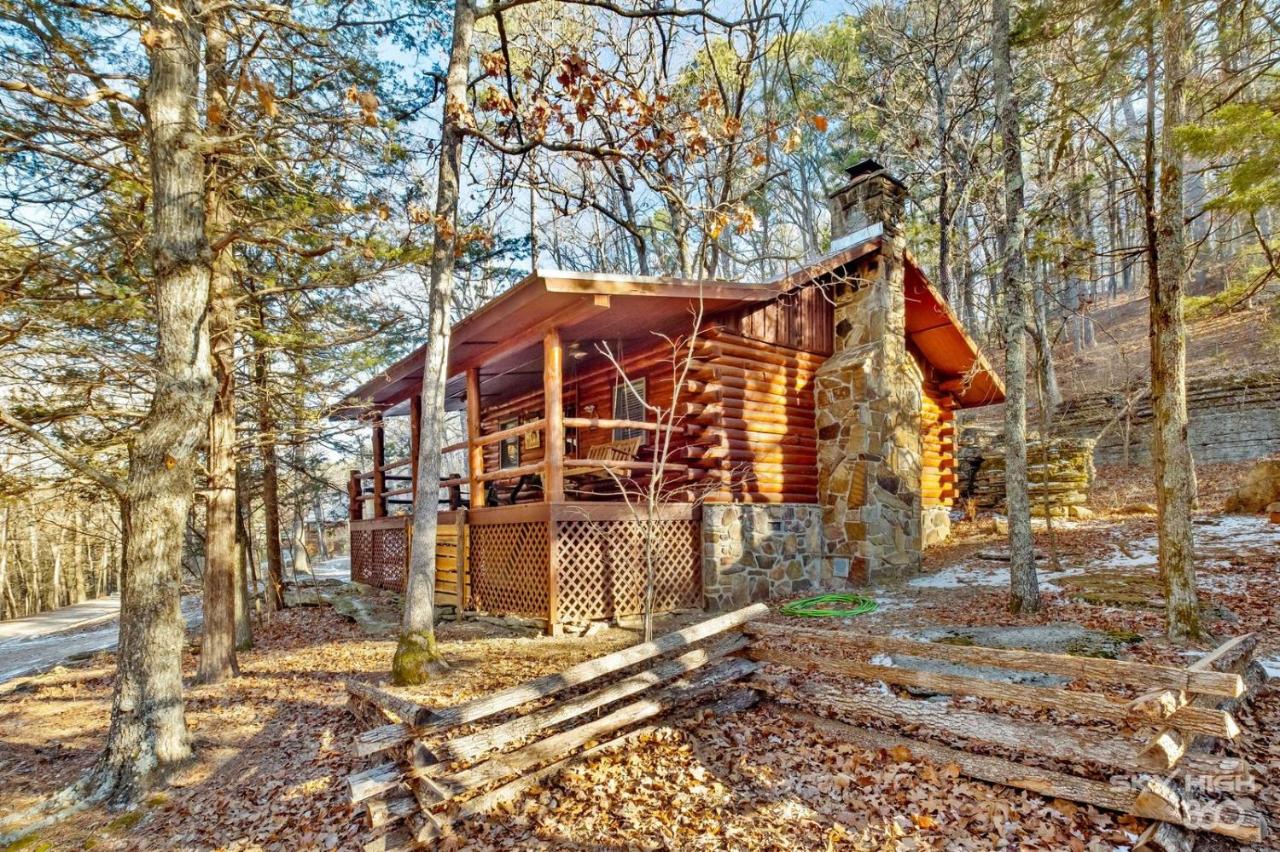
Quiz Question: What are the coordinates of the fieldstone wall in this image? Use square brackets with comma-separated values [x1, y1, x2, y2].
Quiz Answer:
[1054, 370, 1280, 466]
[963, 428, 1096, 519]
[922, 505, 951, 548]
[701, 504, 826, 610]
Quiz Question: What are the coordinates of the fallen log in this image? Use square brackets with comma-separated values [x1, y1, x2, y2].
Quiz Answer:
[753, 676, 1247, 778]
[747, 647, 1239, 739]
[352, 602, 768, 757]
[771, 706, 1265, 843]
[745, 622, 1246, 698]
[345, 680, 436, 727]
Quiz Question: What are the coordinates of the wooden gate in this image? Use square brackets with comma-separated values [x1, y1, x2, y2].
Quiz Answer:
[434, 510, 470, 610]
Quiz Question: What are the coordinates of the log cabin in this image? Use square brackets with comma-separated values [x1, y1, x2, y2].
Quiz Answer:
[332, 160, 1004, 633]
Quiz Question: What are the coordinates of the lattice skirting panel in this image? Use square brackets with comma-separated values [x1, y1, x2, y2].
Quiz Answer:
[470, 522, 550, 619]
[350, 525, 410, 592]
[555, 519, 701, 623]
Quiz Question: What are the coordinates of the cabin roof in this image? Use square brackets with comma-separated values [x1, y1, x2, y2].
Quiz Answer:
[331, 238, 1004, 419]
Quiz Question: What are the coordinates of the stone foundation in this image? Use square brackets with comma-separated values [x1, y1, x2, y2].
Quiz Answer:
[701, 504, 826, 609]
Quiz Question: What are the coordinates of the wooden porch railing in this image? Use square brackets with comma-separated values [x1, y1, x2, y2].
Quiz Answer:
[347, 326, 687, 523]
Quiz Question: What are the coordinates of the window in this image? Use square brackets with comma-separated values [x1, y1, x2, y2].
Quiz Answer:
[498, 418, 520, 469]
[612, 377, 647, 440]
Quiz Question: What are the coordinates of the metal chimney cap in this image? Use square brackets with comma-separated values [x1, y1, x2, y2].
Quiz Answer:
[838, 158, 907, 190]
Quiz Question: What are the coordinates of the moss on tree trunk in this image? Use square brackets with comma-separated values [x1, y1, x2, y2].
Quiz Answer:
[392, 630, 449, 685]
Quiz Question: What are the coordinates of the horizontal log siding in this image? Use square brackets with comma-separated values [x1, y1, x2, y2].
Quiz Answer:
[684, 329, 820, 502]
[478, 340, 687, 493]
[920, 374, 958, 507]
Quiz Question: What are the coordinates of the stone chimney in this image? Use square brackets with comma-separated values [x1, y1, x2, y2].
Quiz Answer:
[814, 159, 922, 583]
[828, 159, 908, 243]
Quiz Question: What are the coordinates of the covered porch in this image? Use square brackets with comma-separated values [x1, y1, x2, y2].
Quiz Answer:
[335, 271, 772, 632]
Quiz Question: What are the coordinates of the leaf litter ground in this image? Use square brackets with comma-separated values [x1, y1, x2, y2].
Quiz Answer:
[0, 461, 1276, 850]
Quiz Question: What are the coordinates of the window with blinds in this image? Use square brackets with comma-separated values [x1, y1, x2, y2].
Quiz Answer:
[612, 377, 647, 440]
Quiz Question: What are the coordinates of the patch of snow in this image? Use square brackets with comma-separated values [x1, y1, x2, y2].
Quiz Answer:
[1193, 514, 1280, 548]
[869, 653, 894, 667]
[1259, 659, 1280, 680]
[909, 565, 1006, 589]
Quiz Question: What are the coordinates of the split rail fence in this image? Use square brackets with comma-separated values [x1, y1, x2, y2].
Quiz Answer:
[345, 608, 1267, 851]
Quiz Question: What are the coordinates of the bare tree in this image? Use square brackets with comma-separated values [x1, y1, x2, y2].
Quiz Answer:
[994, 0, 1039, 613]
[1152, 0, 1201, 642]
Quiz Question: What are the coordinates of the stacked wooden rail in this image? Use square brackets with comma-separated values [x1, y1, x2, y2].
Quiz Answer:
[745, 622, 1267, 845]
[345, 603, 768, 850]
[345, 610, 1266, 849]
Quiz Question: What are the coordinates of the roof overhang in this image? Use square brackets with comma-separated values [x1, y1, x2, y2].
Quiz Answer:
[331, 270, 775, 418]
[332, 242, 1004, 419]
[902, 252, 1005, 407]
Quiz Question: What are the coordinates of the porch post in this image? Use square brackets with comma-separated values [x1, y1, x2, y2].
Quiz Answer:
[543, 327, 565, 503]
[543, 328, 565, 635]
[409, 394, 422, 507]
[371, 411, 387, 518]
[466, 368, 486, 509]
[348, 469, 362, 520]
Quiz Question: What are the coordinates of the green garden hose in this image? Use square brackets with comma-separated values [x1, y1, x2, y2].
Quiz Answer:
[780, 592, 878, 618]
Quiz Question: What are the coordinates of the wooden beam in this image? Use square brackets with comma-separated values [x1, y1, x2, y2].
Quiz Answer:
[771, 706, 1265, 843]
[475, 460, 545, 483]
[348, 470, 362, 521]
[745, 622, 1247, 698]
[454, 509, 466, 620]
[418, 658, 757, 806]
[414, 633, 748, 770]
[747, 647, 1238, 739]
[544, 328, 565, 503]
[371, 412, 386, 519]
[753, 677, 1247, 777]
[409, 395, 422, 502]
[472, 417, 546, 449]
[449, 298, 610, 378]
[351, 602, 769, 756]
[466, 368, 485, 509]
[563, 417, 659, 432]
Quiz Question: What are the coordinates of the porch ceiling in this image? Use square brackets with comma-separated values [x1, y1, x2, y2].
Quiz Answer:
[331, 270, 774, 418]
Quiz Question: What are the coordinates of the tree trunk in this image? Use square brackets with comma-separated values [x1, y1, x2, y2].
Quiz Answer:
[196, 12, 240, 684]
[233, 471, 254, 650]
[51, 528, 64, 610]
[394, 0, 477, 685]
[312, 492, 329, 560]
[91, 0, 214, 804]
[251, 298, 285, 612]
[1032, 263, 1063, 411]
[71, 512, 86, 605]
[994, 0, 1040, 613]
[0, 505, 9, 619]
[1154, 0, 1201, 642]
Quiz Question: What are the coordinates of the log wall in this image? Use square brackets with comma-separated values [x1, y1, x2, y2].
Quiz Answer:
[920, 374, 958, 508]
[682, 328, 821, 503]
